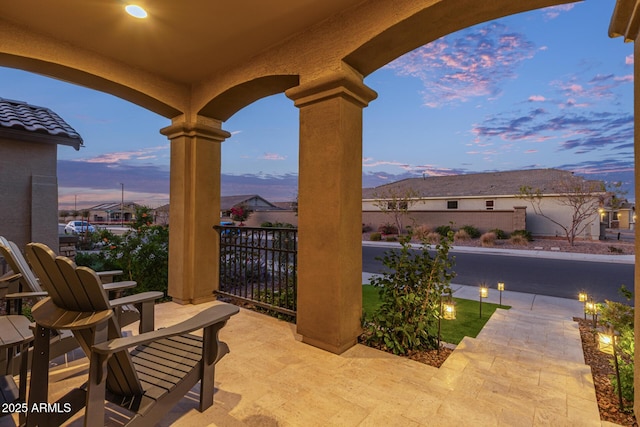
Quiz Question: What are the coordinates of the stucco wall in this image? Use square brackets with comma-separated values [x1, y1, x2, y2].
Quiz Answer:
[362, 210, 520, 234]
[0, 137, 59, 251]
[363, 195, 600, 239]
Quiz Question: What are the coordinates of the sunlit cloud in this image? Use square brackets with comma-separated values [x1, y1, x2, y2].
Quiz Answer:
[626, 55, 634, 65]
[542, 4, 575, 20]
[78, 145, 169, 164]
[261, 152, 287, 160]
[524, 149, 537, 154]
[528, 95, 546, 102]
[386, 22, 536, 107]
[471, 106, 633, 155]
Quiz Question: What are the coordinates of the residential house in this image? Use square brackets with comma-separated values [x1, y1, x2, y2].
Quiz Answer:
[363, 169, 607, 239]
[83, 202, 141, 224]
[0, 98, 82, 251]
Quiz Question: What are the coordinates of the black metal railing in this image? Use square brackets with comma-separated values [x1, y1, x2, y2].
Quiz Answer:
[214, 225, 297, 318]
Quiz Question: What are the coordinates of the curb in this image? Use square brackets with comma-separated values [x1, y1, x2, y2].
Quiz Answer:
[362, 240, 635, 264]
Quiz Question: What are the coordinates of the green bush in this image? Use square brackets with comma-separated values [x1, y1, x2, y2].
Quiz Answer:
[362, 232, 456, 354]
[385, 236, 397, 242]
[435, 225, 452, 236]
[490, 228, 507, 239]
[511, 229, 533, 241]
[77, 206, 170, 299]
[461, 225, 481, 239]
[599, 288, 635, 402]
[261, 221, 296, 228]
[370, 232, 382, 241]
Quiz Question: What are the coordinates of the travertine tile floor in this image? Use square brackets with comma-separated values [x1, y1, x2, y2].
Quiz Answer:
[3, 284, 605, 426]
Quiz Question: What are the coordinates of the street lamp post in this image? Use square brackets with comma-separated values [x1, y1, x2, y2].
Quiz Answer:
[120, 183, 124, 227]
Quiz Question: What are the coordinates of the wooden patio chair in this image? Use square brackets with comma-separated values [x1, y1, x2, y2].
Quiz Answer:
[0, 237, 161, 333]
[26, 242, 239, 427]
[0, 239, 162, 374]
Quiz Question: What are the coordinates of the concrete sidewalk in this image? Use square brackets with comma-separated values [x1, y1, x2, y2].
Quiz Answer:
[362, 240, 635, 264]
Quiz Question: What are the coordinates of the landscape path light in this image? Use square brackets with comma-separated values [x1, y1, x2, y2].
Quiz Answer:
[438, 291, 456, 352]
[598, 327, 623, 411]
[579, 292, 588, 320]
[479, 285, 488, 319]
[497, 282, 505, 306]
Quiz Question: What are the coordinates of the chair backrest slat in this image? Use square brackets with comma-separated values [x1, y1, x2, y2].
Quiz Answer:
[0, 237, 44, 293]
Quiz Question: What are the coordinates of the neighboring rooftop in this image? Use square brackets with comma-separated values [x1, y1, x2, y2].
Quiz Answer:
[0, 97, 83, 150]
[362, 169, 605, 199]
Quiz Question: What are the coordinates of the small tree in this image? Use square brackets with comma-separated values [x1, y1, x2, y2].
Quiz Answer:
[363, 230, 456, 354]
[518, 175, 606, 246]
[230, 203, 251, 225]
[372, 187, 419, 234]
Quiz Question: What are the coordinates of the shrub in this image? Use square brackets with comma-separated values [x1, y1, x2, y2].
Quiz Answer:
[261, 221, 296, 228]
[363, 232, 456, 354]
[378, 223, 398, 235]
[435, 225, 452, 236]
[509, 234, 529, 246]
[461, 225, 481, 239]
[511, 229, 533, 241]
[490, 228, 507, 239]
[454, 229, 471, 241]
[370, 232, 382, 241]
[79, 206, 170, 298]
[385, 236, 398, 242]
[480, 232, 496, 247]
[362, 223, 373, 233]
[425, 232, 441, 244]
[413, 225, 432, 241]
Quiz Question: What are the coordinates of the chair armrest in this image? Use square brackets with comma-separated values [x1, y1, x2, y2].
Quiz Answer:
[108, 291, 163, 308]
[6, 291, 48, 299]
[92, 303, 239, 354]
[96, 270, 123, 278]
[31, 298, 113, 330]
[102, 281, 136, 292]
[0, 272, 21, 284]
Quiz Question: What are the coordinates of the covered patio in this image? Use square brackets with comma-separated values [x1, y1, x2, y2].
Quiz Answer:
[6, 286, 597, 426]
[1, 0, 639, 421]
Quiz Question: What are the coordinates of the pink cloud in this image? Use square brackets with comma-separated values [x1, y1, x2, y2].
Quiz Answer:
[524, 149, 537, 154]
[542, 4, 575, 20]
[528, 95, 546, 102]
[386, 22, 536, 107]
[625, 55, 634, 65]
[261, 153, 287, 160]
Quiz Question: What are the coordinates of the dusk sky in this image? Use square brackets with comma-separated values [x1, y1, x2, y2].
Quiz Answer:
[0, 1, 634, 209]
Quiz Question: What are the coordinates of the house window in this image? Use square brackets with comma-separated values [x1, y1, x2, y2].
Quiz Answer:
[387, 201, 408, 210]
[485, 200, 494, 210]
[447, 200, 458, 210]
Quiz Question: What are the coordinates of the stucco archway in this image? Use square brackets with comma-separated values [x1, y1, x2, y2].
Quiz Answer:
[0, 3, 636, 410]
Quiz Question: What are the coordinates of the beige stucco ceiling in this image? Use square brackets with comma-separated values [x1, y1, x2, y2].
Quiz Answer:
[0, 0, 364, 85]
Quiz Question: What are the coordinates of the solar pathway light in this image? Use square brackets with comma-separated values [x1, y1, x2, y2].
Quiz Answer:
[598, 327, 623, 410]
[579, 292, 588, 320]
[438, 291, 457, 352]
[497, 282, 505, 306]
[479, 285, 488, 318]
[585, 299, 599, 326]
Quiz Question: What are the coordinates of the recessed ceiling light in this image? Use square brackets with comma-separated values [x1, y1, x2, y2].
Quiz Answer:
[125, 5, 148, 19]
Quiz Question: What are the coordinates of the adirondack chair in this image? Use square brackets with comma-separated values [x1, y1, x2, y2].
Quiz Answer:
[0, 238, 161, 333]
[26, 243, 239, 427]
[0, 239, 162, 376]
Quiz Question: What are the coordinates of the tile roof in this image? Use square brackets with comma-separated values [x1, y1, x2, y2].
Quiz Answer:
[362, 169, 604, 198]
[0, 98, 83, 150]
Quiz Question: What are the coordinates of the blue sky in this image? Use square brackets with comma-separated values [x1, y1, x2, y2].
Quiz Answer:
[0, 1, 634, 209]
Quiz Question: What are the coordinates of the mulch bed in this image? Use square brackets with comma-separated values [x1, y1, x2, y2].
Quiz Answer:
[576, 318, 637, 426]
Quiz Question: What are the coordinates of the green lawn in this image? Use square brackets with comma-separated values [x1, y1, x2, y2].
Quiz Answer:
[362, 285, 509, 345]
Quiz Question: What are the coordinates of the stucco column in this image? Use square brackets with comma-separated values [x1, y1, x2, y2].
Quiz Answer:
[160, 115, 230, 304]
[286, 66, 377, 353]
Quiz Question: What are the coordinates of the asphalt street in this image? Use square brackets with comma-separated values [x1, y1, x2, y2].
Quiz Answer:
[362, 245, 634, 304]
